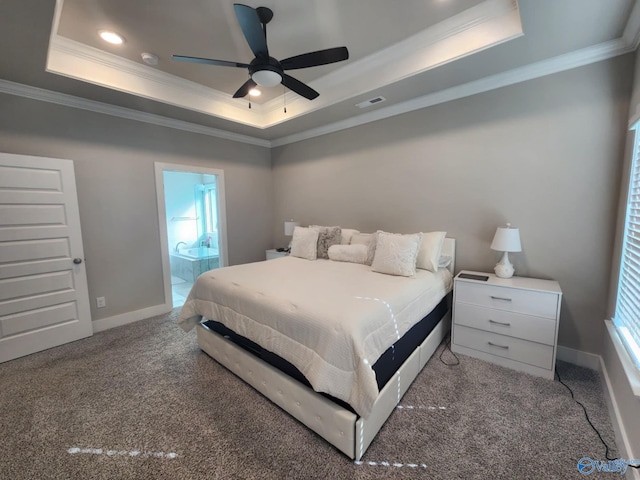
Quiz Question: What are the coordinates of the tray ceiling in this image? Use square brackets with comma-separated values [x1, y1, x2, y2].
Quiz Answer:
[1, 0, 638, 145]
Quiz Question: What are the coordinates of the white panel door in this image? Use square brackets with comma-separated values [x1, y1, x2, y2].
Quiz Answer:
[0, 153, 92, 363]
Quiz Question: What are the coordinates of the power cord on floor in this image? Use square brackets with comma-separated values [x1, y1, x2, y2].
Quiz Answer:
[555, 367, 639, 469]
[439, 335, 460, 366]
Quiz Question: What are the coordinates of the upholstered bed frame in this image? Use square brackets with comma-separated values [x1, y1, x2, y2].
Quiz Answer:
[195, 238, 455, 460]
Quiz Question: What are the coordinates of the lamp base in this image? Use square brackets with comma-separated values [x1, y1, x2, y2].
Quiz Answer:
[494, 251, 515, 279]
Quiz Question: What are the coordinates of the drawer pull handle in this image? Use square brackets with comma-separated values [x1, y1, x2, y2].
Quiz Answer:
[488, 342, 509, 349]
[489, 319, 511, 327]
[490, 295, 512, 302]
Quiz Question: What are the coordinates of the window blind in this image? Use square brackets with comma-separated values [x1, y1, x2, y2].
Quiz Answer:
[614, 126, 640, 370]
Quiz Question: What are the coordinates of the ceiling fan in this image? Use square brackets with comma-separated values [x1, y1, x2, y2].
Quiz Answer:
[173, 3, 349, 100]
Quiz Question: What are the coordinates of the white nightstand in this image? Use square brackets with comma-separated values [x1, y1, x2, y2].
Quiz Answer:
[266, 249, 288, 260]
[451, 270, 562, 379]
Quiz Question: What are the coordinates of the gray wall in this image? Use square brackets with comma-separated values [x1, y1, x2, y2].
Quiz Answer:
[0, 93, 272, 321]
[272, 55, 633, 355]
[0, 54, 633, 354]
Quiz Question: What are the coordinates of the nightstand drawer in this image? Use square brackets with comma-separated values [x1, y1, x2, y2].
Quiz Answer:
[454, 303, 557, 345]
[455, 282, 558, 319]
[453, 325, 554, 370]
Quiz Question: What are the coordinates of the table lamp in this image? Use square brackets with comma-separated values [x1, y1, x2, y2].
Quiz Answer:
[490, 223, 521, 278]
[284, 220, 300, 252]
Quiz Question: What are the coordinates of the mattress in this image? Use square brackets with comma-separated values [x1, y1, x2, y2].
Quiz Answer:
[179, 256, 452, 418]
[201, 294, 449, 412]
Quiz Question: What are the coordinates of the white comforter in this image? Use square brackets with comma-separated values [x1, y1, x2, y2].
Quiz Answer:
[178, 256, 452, 418]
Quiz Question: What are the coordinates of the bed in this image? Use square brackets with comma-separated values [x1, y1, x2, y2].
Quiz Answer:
[178, 236, 455, 460]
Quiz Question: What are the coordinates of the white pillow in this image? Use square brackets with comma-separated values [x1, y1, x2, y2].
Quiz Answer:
[416, 231, 446, 272]
[340, 228, 360, 245]
[290, 226, 319, 260]
[350, 232, 372, 247]
[349, 231, 385, 266]
[371, 232, 423, 277]
[438, 254, 452, 268]
[328, 244, 368, 264]
[365, 231, 380, 266]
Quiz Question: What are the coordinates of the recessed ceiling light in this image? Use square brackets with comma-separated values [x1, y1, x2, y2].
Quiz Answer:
[99, 30, 124, 45]
[248, 88, 261, 97]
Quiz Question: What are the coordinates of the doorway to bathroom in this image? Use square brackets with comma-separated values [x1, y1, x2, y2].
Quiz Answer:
[154, 163, 228, 308]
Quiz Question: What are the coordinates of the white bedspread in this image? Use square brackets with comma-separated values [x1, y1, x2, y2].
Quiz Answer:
[178, 257, 452, 418]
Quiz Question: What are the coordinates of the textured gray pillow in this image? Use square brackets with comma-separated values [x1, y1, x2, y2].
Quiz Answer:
[311, 225, 342, 259]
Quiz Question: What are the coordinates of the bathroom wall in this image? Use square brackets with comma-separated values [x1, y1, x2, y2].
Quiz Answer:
[164, 171, 204, 252]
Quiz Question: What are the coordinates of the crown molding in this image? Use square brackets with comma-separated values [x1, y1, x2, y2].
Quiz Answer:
[51, 37, 242, 110]
[259, 0, 521, 123]
[2, 33, 631, 151]
[1, 34, 631, 151]
[271, 38, 633, 147]
[47, 36, 266, 129]
[0, 79, 271, 148]
[4, 0, 636, 150]
[47, 0, 521, 132]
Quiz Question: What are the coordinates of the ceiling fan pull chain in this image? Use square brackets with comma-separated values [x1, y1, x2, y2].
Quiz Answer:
[283, 85, 287, 113]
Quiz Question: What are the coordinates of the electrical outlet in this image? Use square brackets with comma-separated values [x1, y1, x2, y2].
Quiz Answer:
[96, 296, 106, 308]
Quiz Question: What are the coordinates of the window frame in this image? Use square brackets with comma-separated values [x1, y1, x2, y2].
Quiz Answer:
[614, 123, 640, 381]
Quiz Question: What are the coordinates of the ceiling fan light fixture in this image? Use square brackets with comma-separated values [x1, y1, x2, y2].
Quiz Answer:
[99, 30, 124, 45]
[248, 88, 261, 96]
[252, 69, 282, 87]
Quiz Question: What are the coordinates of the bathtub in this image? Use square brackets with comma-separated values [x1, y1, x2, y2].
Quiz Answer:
[170, 247, 220, 283]
[177, 247, 219, 259]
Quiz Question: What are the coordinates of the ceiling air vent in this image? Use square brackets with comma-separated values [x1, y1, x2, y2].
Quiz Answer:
[356, 96, 386, 109]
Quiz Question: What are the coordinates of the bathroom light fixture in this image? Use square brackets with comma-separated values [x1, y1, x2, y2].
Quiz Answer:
[490, 223, 521, 278]
[99, 30, 124, 45]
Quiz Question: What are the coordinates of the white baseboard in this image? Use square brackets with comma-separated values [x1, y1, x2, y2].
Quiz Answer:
[556, 345, 602, 371]
[557, 344, 639, 480]
[599, 355, 640, 480]
[92, 303, 172, 333]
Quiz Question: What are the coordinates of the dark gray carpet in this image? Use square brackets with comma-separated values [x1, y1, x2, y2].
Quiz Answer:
[0, 309, 619, 479]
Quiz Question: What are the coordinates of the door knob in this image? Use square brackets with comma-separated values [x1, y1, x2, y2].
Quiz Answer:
[73, 258, 83, 264]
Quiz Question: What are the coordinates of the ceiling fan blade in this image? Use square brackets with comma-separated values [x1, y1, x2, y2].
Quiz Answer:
[173, 55, 249, 68]
[280, 47, 349, 70]
[234, 4, 269, 58]
[233, 78, 257, 98]
[281, 74, 319, 100]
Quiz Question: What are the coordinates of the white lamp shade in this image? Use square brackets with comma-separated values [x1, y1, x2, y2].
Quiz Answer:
[284, 220, 300, 236]
[490, 226, 522, 252]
